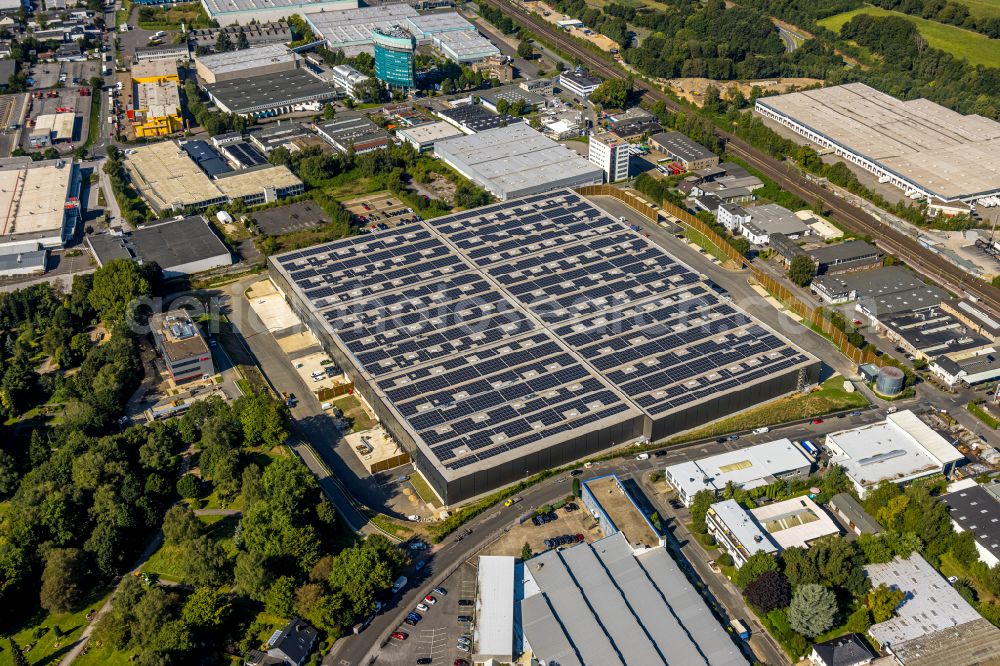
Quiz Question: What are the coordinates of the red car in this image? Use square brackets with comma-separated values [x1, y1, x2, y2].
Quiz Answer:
[454, 660, 470, 666]
[575, 533, 584, 543]
[391, 631, 408, 641]
[812, 418, 824, 424]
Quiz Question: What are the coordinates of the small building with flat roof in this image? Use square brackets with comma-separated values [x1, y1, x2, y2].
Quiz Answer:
[825, 410, 964, 498]
[431, 29, 500, 63]
[581, 474, 662, 551]
[478, 83, 545, 114]
[313, 115, 389, 154]
[557, 69, 601, 98]
[750, 495, 840, 549]
[150, 309, 214, 383]
[738, 203, 811, 245]
[828, 492, 882, 536]
[706, 499, 779, 568]
[931, 351, 1000, 388]
[942, 484, 1000, 567]
[865, 554, 1000, 665]
[0, 247, 47, 277]
[665, 438, 813, 506]
[396, 120, 464, 152]
[131, 59, 179, 84]
[808, 240, 884, 275]
[650, 131, 719, 171]
[475, 556, 514, 663]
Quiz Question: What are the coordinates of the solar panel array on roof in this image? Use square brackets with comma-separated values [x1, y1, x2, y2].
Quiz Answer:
[270, 190, 818, 500]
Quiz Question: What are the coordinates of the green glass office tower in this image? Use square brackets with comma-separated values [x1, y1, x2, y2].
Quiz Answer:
[372, 26, 416, 90]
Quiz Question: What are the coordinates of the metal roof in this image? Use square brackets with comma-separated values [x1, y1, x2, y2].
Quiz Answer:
[943, 485, 1000, 562]
[665, 439, 812, 499]
[520, 532, 747, 666]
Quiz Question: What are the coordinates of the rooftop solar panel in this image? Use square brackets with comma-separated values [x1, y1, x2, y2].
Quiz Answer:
[269, 189, 817, 483]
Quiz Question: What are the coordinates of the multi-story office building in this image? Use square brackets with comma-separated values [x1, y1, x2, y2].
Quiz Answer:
[151, 310, 214, 383]
[588, 131, 630, 182]
[373, 26, 416, 89]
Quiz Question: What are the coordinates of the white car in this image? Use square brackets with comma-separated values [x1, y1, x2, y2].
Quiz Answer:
[635, 453, 650, 461]
[752, 427, 770, 434]
[416, 603, 429, 612]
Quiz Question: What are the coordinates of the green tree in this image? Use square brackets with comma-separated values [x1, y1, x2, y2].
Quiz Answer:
[521, 542, 532, 560]
[572, 477, 582, 497]
[516, 39, 534, 59]
[328, 536, 403, 620]
[180, 535, 230, 587]
[236, 29, 250, 50]
[88, 259, 151, 325]
[162, 505, 203, 545]
[867, 583, 905, 623]
[266, 576, 297, 618]
[734, 551, 779, 589]
[689, 490, 714, 534]
[788, 255, 816, 287]
[7, 636, 27, 666]
[40, 548, 89, 613]
[788, 583, 837, 638]
[495, 98, 510, 114]
[215, 31, 233, 52]
[743, 569, 790, 613]
[181, 587, 231, 628]
[176, 473, 202, 499]
[234, 550, 273, 601]
[322, 103, 335, 120]
[237, 392, 289, 448]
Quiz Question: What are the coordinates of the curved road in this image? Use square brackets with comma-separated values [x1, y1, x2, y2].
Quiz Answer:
[482, 0, 1000, 315]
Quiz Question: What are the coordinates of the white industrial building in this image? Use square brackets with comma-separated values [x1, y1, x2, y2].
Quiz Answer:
[825, 410, 964, 497]
[330, 64, 369, 100]
[865, 554, 1000, 665]
[0, 245, 48, 277]
[737, 203, 811, 246]
[396, 121, 464, 152]
[706, 499, 779, 568]
[200, 0, 357, 26]
[558, 70, 601, 99]
[756, 82, 1000, 204]
[0, 158, 81, 250]
[305, 5, 476, 54]
[942, 484, 1000, 567]
[588, 131, 630, 183]
[476, 556, 515, 663]
[431, 30, 500, 63]
[664, 439, 813, 506]
[434, 123, 604, 200]
[194, 44, 298, 84]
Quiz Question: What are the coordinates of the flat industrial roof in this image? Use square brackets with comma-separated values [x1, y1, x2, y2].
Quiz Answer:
[195, 43, 295, 75]
[758, 83, 1000, 201]
[0, 161, 75, 239]
[812, 265, 929, 298]
[438, 104, 518, 133]
[126, 142, 226, 208]
[314, 115, 389, 152]
[943, 485, 1000, 562]
[476, 556, 514, 659]
[34, 113, 75, 141]
[432, 29, 500, 61]
[479, 84, 546, 109]
[151, 309, 210, 363]
[306, 5, 474, 48]
[205, 69, 336, 114]
[750, 495, 840, 549]
[270, 190, 816, 481]
[878, 308, 991, 357]
[665, 439, 812, 500]
[584, 475, 659, 549]
[742, 203, 809, 236]
[131, 60, 177, 80]
[201, 0, 356, 17]
[520, 531, 747, 666]
[808, 239, 882, 265]
[651, 131, 716, 163]
[215, 165, 301, 198]
[136, 81, 180, 118]
[866, 554, 1000, 665]
[434, 123, 604, 198]
[88, 216, 232, 272]
[397, 120, 464, 145]
[826, 410, 963, 490]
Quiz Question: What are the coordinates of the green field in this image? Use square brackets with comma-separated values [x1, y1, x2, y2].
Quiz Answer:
[818, 5, 1000, 68]
[955, 0, 1000, 18]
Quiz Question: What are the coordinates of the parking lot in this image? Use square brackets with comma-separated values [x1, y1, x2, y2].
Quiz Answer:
[485, 494, 601, 557]
[23, 86, 93, 150]
[376, 561, 478, 666]
[28, 60, 100, 91]
[252, 200, 330, 235]
[343, 192, 418, 230]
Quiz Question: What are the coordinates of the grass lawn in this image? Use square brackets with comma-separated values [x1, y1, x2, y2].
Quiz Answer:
[818, 5, 1000, 67]
[333, 395, 377, 432]
[408, 471, 442, 508]
[0, 588, 113, 666]
[681, 224, 729, 264]
[940, 552, 998, 603]
[136, 2, 210, 29]
[954, 0, 1000, 18]
[666, 375, 867, 444]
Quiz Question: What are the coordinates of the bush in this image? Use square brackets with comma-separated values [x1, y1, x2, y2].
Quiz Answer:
[716, 553, 734, 567]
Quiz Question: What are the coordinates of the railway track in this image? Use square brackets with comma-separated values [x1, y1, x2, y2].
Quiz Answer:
[481, 0, 1000, 314]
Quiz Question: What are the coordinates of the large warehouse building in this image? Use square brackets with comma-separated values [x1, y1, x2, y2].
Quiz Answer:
[269, 190, 819, 503]
[434, 123, 604, 200]
[200, 0, 357, 26]
[756, 82, 1000, 203]
[305, 5, 478, 54]
[194, 44, 299, 84]
[0, 158, 81, 250]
